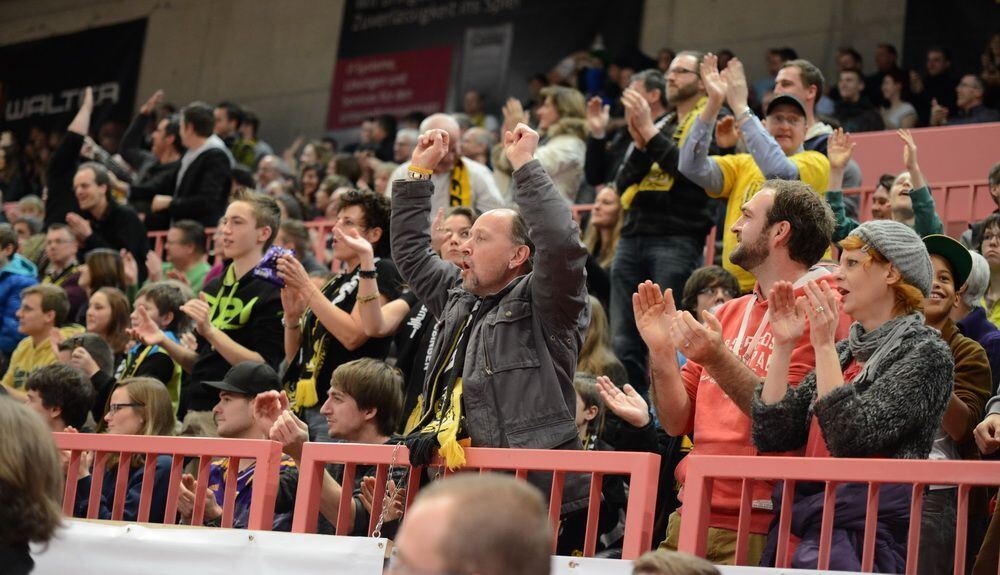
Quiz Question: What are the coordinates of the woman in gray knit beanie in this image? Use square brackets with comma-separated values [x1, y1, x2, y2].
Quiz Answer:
[750, 219, 955, 571]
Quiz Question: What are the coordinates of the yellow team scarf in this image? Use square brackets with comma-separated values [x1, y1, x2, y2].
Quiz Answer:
[449, 161, 473, 207]
[621, 96, 709, 210]
[404, 316, 472, 470]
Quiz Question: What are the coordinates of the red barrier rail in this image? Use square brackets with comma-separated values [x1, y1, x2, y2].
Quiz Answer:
[845, 180, 992, 239]
[291, 443, 661, 559]
[677, 455, 1000, 574]
[54, 433, 284, 530]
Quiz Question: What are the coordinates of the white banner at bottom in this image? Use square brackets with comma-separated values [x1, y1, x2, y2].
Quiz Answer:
[31, 520, 387, 575]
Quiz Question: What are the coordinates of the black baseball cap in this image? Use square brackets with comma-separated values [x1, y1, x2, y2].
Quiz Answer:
[923, 234, 973, 290]
[766, 93, 807, 117]
[203, 361, 282, 396]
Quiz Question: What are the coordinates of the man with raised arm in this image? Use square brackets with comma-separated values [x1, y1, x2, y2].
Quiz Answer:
[389, 124, 589, 468]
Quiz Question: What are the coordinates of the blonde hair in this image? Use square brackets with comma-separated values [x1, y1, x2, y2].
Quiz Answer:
[582, 190, 623, 268]
[840, 235, 924, 315]
[540, 86, 588, 140]
[0, 397, 64, 545]
[100, 378, 176, 466]
[577, 296, 621, 377]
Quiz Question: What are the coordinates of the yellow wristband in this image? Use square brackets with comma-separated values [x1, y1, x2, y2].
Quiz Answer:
[407, 165, 433, 175]
[358, 293, 379, 304]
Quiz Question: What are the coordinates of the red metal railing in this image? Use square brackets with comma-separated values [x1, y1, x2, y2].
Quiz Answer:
[677, 454, 1000, 574]
[54, 433, 284, 530]
[291, 443, 660, 559]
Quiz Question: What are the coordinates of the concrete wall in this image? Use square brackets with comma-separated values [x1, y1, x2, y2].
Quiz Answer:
[4, 0, 905, 149]
[3, 0, 347, 150]
[639, 0, 907, 88]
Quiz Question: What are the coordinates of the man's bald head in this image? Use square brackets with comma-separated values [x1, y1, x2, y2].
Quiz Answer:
[392, 474, 552, 575]
[419, 114, 461, 173]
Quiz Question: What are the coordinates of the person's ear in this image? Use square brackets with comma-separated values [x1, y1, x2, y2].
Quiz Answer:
[365, 226, 383, 247]
[161, 311, 174, 329]
[584, 405, 599, 423]
[770, 221, 792, 246]
[363, 406, 378, 424]
[257, 225, 272, 245]
[510, 245, 531, 269]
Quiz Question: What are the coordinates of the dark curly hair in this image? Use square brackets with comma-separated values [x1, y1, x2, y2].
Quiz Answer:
[338, 189, 392, 258]
[25, 364, 95, 429]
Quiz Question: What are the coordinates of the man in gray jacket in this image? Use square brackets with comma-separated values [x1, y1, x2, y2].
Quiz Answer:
[390, 124, 589, 465]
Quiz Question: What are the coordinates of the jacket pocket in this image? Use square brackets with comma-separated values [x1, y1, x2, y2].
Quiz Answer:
[483, 299, 540, 374]
[505, 417, 580, 449]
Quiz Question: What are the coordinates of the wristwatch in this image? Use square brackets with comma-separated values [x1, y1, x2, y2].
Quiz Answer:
[407, 169, 432, 181]
[734, 107, 754, 123]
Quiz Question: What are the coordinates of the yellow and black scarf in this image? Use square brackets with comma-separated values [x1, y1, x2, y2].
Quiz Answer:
[448, 160, 473, 207]
[621, 96, 709, 210]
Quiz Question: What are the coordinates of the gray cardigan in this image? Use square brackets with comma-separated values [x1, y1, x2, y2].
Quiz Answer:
[751, 323, 954, 459]
[389, 159, 589, 450]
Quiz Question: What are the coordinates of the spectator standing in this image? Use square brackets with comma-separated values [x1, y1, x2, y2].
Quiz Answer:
[66, 162, 149, 282]
[607, 57, 717, 393]
[911, 47, 960, 125]
[214, 101, 257, 168]
[680, 55, 830, 292]
[156, 102, 234, 228]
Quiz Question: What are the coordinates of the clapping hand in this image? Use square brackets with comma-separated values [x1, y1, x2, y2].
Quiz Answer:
[268, 408, 310, 462]
[632, 281, 678, 355]
[700, 53, 728, 105]
[721, 57, 750, 114]
[801, 281, 840, 350]
[360, 476, 406, 522]
[827, 128, 856, 172]
[974, 413, 1000, 455]
[715, 116, 741, 149]
[670, 310, 726, 365]
[128, 305, 166, 346]
[768, 281, 808, 350]
[586, 96, 610, 139]
[596, 375, 650, 428]
[180, 293, 213, 337]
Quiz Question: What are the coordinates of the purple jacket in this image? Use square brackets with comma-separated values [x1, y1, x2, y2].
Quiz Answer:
[760, 481, 911, 572]
[958, 306, 1000, 395]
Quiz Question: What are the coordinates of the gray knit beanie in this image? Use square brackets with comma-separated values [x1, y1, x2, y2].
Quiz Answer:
[846, 220, 933, 296]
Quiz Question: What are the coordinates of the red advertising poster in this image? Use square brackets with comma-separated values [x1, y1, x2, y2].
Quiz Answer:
[326, 46, 452, 130]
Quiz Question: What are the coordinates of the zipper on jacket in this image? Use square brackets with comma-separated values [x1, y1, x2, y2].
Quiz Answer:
[483, 324, 493, 375]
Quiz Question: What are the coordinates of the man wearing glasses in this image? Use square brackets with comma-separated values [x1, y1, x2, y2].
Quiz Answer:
[679, 53, 830, 294]
[40, 223, 87, 320]
[607, 52, 720, 397]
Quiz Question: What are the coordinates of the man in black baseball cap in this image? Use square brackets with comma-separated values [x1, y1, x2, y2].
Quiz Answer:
[176, 361, 298, 530]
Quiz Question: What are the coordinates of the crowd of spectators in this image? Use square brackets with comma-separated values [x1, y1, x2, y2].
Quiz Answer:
[1, 35, 999, 575]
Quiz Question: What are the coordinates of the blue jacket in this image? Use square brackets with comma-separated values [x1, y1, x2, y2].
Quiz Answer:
[0, 254, 38, 354]
[74, 454, 173, 523]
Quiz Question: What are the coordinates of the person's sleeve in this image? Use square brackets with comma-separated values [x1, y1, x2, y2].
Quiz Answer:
[513, 160, 589, 333]
[389, 179, 461, 320]
[826, 190, 860, 242]
[128, 167, 175, 202]
[677, 117, 725, 194]
[613, 145, 652, 192]
[675, 361, 702, 436]
[470, 163, 507, 212]
[120, 113, 153, 170]
[533, 137, 584, 200]
[610, 420, 660, 454]
[46, 132, 85, 226]
[750, 373, 816, 453]
[251, 289, 285, 369]
[134, 352, 176, 384]
[988, 395, 1000, 416]
[910, 186, 944, 236]
[585, 135, 610, 186]
[814, 338, 955, 457]
[643, 130, 682, 173]
[740, 115, 800, 179]
[951, 338, 993, 442]
[375, 259, 404, 301]
[792, 152, 831, 197]
[0, 280, 29, 354]
[170, 151, 231, 221]
[584, 255, 610, 307]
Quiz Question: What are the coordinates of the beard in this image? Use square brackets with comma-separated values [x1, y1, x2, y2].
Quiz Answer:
[667, 82, 701, 105]
[729, 232, 769, 272]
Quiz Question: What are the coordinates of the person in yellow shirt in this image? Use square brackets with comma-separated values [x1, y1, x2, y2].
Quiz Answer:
[679, 54, 830, 292]
[1, 284, 84, 399]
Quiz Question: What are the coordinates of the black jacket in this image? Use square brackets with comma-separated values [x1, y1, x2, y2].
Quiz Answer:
[45, 132, 85, 227]
[82, 201, 150, 283]
[172, 148, 231, 227]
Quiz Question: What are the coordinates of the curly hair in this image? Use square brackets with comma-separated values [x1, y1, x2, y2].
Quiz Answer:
[338, 188, 392, 257]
